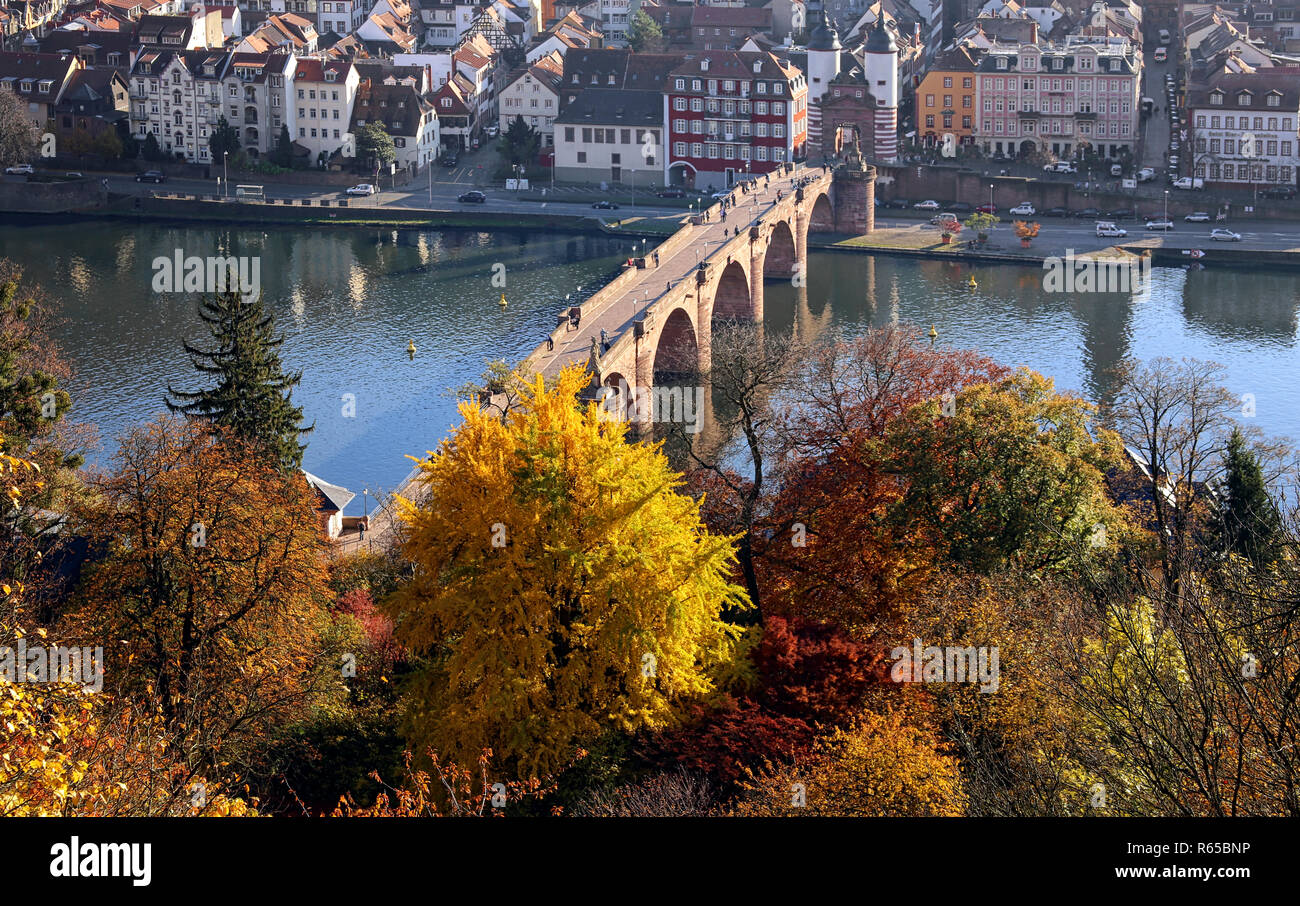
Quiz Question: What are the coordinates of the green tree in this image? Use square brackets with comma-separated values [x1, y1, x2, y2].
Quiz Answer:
[1211, 428, 1282, 567]
[884, 369, 1128, 574]
[0, 87, 41, 168]
[626, 8, 665, 53]
[498, 114, 540, 169]
[272, 124, 295, 169]
[355, 122, 395, 173]
[208, 116, 240, 161]
[141, 133, 164, 162]
[166, 289, 311, 472]
[387, 366, 749, 780]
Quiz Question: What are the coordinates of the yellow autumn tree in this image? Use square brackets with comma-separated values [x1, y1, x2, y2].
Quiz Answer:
[388, 366, 749, 780]
[731, 699, 967, 816]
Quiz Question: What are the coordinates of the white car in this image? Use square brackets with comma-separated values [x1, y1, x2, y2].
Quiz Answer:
[913, 199, 941, 210]
[1137, 167, 1156, 182]
[1096, 223, 1128, 238]
[1043, 162, 1077, 174]
[1184, 211, 1211, 222]
[1209, 228, 1242, 241]
[712, 190, 731, 200]
[4, 164, 34, 175]
[1009, 203, 1036, 216]
[1145, 219, 1175, 231]
[346, 183, 376, 196]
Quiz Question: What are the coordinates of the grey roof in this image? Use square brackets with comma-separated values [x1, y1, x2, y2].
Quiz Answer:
[302, 471, 356, 512]
[807, 3, 842, 52]
[554, 87, 662, 126]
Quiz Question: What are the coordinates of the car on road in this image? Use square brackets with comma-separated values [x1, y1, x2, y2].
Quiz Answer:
[711, 190, 732, 200]
[975, 203, 997, 214]
[1209, 228, 1242, 241]
[346, 183, 376, 196]
[1075, 207, 1102, 219]
[1043, 206, 1070, 217]
[440, 154, 458, 167]
[948, 201, 973, 213]
[63, 172, 83, 178]
[1145, 219, 1175, 231]
[486, 125, 499, 138]
[1184, 211, 1211, 222]
[1043, 161, 1077, 174]
[656, 188, 686, 198]
[929, 212, 959, 226]
[1173, 176, 1204, 190]
[886, 198, 911, 209]
[913, 199, 941, 210]
[458, 190, 487, 203]
[1106, 209, 1136, 220]
[4, 164, 34, 175]
[1009, 202, 1035, 215]
[1137, 167, 1156, 182]
[1096, 222, 1128, 238]
[592, 200, 620, 209]
[135, 170, 167, 183]
[1260, 186, 1297, 200]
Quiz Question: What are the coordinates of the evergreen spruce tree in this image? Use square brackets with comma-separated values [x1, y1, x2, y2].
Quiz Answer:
[166, 289, 311, 472]
[1211, 428, 1281, 567]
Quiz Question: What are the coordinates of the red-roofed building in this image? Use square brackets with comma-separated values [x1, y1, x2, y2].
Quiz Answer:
[289, 57, 358, 165]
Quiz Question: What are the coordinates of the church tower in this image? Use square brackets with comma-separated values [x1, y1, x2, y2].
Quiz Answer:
[805, 2, 841, 156]
[862, 17, 899, 162]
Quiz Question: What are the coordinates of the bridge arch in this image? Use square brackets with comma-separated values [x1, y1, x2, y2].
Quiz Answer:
[601, 371, 630, 420]
[809, 192, 835, 233]
[668, 161, 697, 188]
[711, 259, 752, 322]
[764, 219, 797, 280]
[653, 307, 698, 380]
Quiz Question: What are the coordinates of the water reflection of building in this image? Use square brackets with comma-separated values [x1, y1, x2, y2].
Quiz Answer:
[1180, 270, 1300, 343]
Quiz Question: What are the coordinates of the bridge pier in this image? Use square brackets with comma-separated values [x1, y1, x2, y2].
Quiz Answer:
[748, 227, 765, 324]
[633, 328, 655, 434]
[794, 209, 808, 286]
[695, 263, 712, 374]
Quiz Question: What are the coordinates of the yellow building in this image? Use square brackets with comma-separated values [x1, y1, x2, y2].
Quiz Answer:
[916, 44, 979, 150]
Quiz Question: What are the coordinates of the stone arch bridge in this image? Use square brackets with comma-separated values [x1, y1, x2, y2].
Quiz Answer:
[526, 161, 876, 430]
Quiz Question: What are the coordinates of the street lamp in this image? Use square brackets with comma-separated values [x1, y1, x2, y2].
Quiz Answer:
[989, 183, 994, 212]
[1163, 189, 1169, 222]
[222, 150, 228, 198]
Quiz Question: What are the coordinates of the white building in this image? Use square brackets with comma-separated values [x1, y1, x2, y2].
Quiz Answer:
[1189, 75, 1300, 190]
[498, 50, 563, 144]
[288, 57, 357, 165]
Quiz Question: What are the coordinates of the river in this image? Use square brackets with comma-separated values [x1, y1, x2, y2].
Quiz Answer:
[3, 221, 1296, 512]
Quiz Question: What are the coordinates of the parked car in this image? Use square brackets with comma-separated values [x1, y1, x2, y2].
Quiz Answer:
[486, 125, 499, 138]
[975, 203, 997, 214]
[4, 164, 34, 175]
[1137, 167, 1156, 182]
[440, 153, 459, 167]
[592, 200, 620, 209]
[1173, 176, 1204, 190]
[1110, 164, 1124, 176]
[458, 190, 487, 203]
[63, 172, 83, 178]
[913, 199, 941, 210]
[1009, 203, 1035, 215]
[656, 188, 686, 198]
[1096, 222, 1129, 238]
[135, 170, 167, 183]
[346, 183, 376, 196]
[887, 198, 911, 209]
[1043, 161, 1077, 174]
[1043, 206, 1070, 217]
[930, 212, 959, 226]
[948, 201, 973, 213]
[1184, 211, 1211, 222]
[1145, 219, 1175, 231]
[1106, 209, 1136, 220]
[1075, 207, 1102, 219]
[1260, 186, 1297, 200]
[1209, 228, 1242, 241]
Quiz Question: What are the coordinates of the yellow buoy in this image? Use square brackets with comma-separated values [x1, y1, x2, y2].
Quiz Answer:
[967, 275, 978, 288]
[498, 292, 507, 307]
[407, 340, 416, 360]
[928, 325, 938, 345]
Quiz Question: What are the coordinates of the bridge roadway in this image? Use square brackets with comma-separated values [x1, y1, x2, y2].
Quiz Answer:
[525, 163, 831, 386]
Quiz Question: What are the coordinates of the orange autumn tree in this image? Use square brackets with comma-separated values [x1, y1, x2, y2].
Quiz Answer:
[758, 326, 1009, 638]
[64, 417, 346, 772]
[387, 366, 748, 781]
